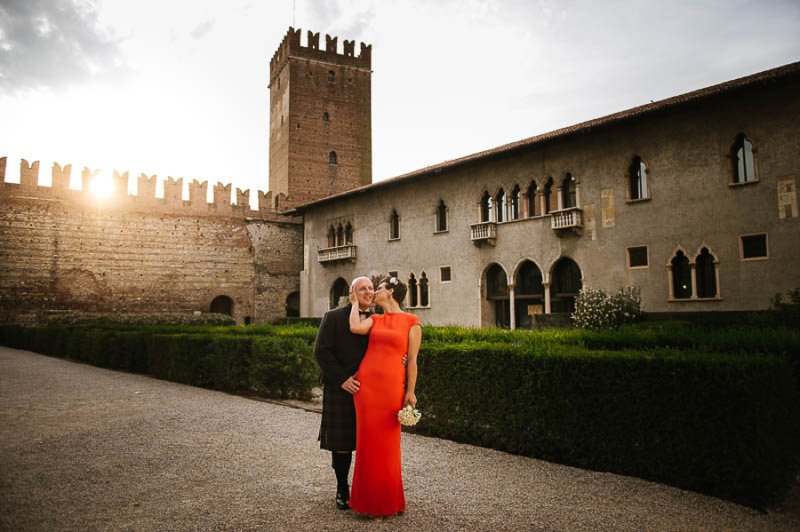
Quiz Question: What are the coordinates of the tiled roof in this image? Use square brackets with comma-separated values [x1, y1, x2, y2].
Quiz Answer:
[289, 60, 800, 214]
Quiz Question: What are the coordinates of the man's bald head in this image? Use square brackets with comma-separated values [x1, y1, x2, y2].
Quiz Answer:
[351, 276, 375, 310]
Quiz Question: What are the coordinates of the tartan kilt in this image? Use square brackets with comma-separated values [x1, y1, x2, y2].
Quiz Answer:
[318, 383, 357, 451]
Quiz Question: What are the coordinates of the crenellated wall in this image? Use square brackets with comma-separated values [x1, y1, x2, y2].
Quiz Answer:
[0, 156, 303, 325]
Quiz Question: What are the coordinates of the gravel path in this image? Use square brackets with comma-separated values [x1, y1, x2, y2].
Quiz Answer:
[1, 346, 798, 531]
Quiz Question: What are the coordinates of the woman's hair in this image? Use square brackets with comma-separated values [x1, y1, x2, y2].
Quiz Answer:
[379, 275, 407, 304]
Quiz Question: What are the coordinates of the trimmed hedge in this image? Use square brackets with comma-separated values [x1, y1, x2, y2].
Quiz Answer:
[1, 322, 798, 506]
[414, 341, 799, 507]
[0, 325, 318, 400]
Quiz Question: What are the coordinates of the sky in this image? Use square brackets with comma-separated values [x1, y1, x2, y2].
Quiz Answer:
[1, 0, 799, 206]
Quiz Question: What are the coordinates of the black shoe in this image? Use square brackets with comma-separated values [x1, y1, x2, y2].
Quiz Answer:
[335, 489, 350, 510]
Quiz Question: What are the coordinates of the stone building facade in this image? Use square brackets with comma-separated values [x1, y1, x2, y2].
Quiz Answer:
[295, 62, 800, 328]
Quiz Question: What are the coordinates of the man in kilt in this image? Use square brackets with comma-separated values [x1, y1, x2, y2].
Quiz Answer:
[314, 276, 374, 510]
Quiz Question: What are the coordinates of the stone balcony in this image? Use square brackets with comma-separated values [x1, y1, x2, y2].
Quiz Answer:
[318, 244, 357, 264]
[550, 207, 583, 234]
[470, 221, 496, 246]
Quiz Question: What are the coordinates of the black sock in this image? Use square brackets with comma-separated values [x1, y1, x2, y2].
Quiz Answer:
[331, 452, 352, 494]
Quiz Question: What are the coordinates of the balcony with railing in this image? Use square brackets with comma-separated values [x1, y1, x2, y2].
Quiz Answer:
[550, 207, 583, 234]
[470, 221, 497, 246]
[318, 244, 357, 264]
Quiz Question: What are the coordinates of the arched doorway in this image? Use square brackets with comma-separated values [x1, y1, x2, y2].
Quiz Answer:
[550, 258, 582, 313]
[514, 260, 544, 329]
[286, 291, 300, 317]
[484, 263, 510, 328]
[210, 295, 233, 316]
[330, 278, 349, 310]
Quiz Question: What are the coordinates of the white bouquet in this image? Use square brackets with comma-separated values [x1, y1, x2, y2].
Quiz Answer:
[397, 405, 422, 426]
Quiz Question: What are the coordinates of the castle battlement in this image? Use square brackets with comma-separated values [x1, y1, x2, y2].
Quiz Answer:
[269, 26, 371, 82]
[0, 156, 297, 223]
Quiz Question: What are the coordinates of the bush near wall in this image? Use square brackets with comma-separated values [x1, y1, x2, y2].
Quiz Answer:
[1, 323, 798, 506]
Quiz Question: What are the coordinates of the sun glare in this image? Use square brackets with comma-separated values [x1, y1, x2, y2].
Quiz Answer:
[90, 176, 115, 198]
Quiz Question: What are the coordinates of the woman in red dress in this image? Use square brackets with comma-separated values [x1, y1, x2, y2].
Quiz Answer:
[347, 275, 422, 516]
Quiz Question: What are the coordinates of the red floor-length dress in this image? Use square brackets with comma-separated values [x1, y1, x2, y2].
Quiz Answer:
[350, 312, 420, 515]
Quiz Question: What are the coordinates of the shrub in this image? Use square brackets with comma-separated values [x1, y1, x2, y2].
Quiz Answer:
[572, 286, 641, 330]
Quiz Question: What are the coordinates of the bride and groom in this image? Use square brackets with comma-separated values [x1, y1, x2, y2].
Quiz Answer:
[314, 275, 422, 516]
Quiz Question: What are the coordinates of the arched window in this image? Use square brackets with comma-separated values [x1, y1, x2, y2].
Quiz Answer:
[731, 133, 757, 183]
[495, 188, 507, 222]
[285, 291, 300, 318]
[323, 111, 330, 122]
[480, 191, 492, 222]
[419, 271, 429, 306]
[210, 295, 233, 316]
[327, 225, 336, 247]
[390, 209, 400, 239]
[329, 151, 338, 165]
[509, 185, 520, 220]
[527, 181, 538, 218]
[336, 224, 344, 246]
[670, 251, 692, 299]
[696, 247, 717, 298]
[344, 223, 353, 244]
[485, 263, 509, 328]
[551, 257, 582, 313]
[561, 173, 577, 209]
[436, 200, 448, 232]
[408, 273, 418, 307]
[328, 70, 335, 83]
[629, 156, 649, 200]
[330, 278, 349, 309]
[543, 177, 553, 214]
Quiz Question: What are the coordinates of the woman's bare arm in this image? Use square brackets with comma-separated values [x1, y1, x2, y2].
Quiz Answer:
[348, 291, 373, 335]
[404, 324, 422, 407]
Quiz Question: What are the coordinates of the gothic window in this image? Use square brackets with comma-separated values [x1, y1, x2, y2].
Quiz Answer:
[436, 200, 448, 232]
[670, 250, 692, 299]
[336, 224, 344, 246]
[509, 185, 521, 220]
[527, 181, 538, 217]
[543, 177, 554, 214]
[495, 188, 507, 222]
[419, 271, 430, 307]
[329, 151, 338, 165]
[480, 191, 492, 222]
[344, 223, 353, 245]
[629, 156, 650, 200]
[327, 225, 336, 247]
[323, 111, 330, 122]
[408, 273, 418, 307]
[561, 173, 577, 209]
[390, 209, 400, 239]
[328, 70, 335, 83]
[695, 247, 718, 298]
[731, 133, 757, 184]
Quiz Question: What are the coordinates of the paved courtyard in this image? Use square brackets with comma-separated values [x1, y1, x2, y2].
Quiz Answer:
[1, 346, 798, 531]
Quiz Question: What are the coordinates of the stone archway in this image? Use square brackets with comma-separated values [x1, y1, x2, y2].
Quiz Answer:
[286, 291, 300, 317]
[482, 263, 510, 328]
[550, 257, 582, 313]
[513, 260, 544, 329]
[330, 278, 349, 310]
[210, 295, 234, 316]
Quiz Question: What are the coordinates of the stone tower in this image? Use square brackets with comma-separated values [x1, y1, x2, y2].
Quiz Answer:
[268, 27, 372, 208]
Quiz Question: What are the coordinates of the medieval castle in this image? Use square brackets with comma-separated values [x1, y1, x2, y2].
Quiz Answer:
[1, 28, 798, 328]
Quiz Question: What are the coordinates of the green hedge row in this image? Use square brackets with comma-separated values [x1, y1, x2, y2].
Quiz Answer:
[0, 325, 319, 399]
[414, 341, 799, 507]
[2, 323, 798, 506]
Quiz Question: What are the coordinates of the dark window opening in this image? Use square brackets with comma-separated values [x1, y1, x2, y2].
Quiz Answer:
[551, 258, 582, 313]
[328, 70, 335, 82]
[344, 223, 353, 244]
[527, 182, 538, 217]
[561, 173, 576, 209]
[741, 234, 767, 259]
[210, 295, 233, 316]
[327, 225, 336, 247]
[480, 191, 492, 222]
[440, 266, 451, 282]
[543, 177, 553, 214]
[486, 264, 508, 299]
[286, 292, 300, 318]
[323, 111, 330, 122]
[390, 210, 400, 239]
[336, 224, 344, 246]
[244, 316, 252, 325]
[436, 200, 448, 231]
[408, 273, 418, 307]
[330, 278, 349, 309]
[696, 248, 717, 298]
[419, 272, 429, 306]
[495, 188, 507, 222]
[627, 246, 648, 268]
[671, 251, 692, 299]
[329, 151, 337, 165]
[509, 185, 520, 220]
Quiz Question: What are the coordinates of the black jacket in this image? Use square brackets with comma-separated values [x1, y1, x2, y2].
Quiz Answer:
[314, 304, 370, 387]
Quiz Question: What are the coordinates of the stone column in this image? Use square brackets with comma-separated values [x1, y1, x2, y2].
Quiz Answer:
[666, 266, 674, 299]
[690, 263, 698, 299]
[509, 285, 516, 330]
[543, 282, 551, 314]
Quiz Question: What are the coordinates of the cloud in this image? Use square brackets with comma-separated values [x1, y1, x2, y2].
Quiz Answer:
[298, 0, 376, 44]
[190, 19, 215, 39]
[0, 0, 127, 92]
